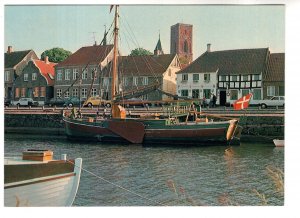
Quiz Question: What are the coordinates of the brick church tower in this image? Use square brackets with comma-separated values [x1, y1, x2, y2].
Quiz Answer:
[170, 23, 193, 64]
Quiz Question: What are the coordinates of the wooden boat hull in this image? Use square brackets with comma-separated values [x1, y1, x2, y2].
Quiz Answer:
[273, 139, 284, 147]
[4, 158, 82, 207]
[64, 117, 238, 145]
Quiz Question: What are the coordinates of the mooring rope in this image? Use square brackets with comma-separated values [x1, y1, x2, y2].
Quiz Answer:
[67, 160, 165, 206]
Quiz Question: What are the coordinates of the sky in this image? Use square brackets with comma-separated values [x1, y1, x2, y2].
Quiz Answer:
[4, 4, 285, 59]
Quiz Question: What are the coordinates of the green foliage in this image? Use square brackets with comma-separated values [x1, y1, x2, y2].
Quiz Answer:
[130, 47, 153, 56]
[41, 47, 72, 63]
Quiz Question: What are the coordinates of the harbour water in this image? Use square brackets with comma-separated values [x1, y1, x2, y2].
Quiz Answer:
[4, 134, 284, 206]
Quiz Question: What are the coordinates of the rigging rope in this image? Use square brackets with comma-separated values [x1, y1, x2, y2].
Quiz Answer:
[68, 160, 165, 206]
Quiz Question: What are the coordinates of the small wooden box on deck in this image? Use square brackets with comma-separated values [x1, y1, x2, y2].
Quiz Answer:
[22, 149, 53, 161]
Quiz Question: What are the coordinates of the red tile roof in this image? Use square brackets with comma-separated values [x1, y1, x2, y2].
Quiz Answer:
[33, 60, 57, 86]
[56, 45, 114, 67]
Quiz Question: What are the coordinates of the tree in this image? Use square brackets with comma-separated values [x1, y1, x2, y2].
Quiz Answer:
[41, 47, 72, 63]
[130, 47, 153, 56]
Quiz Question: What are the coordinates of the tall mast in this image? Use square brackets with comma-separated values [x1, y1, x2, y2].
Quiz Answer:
[111, 5, 119, 101]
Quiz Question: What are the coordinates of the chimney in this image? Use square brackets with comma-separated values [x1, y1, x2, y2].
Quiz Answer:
[44, 56, 49, 64]
[207, 43, 211, 52]
[7, 46, 13, 54]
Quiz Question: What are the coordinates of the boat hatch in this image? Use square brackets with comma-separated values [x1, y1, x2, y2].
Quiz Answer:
[22, 149, 53, 161]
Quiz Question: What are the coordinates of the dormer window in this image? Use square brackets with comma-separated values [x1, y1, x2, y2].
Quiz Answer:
[24, 73, 28, 81]
[32, 73, 37, 81]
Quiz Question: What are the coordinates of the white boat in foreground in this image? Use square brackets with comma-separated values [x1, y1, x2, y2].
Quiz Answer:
[4, 149, 82, 207]
[273, 139, 284, 147]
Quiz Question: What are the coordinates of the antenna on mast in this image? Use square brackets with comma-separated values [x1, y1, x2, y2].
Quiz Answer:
[89, 31, 98, 45]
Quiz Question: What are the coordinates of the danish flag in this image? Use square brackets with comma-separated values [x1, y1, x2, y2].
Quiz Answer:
[233, 93, 253, 110]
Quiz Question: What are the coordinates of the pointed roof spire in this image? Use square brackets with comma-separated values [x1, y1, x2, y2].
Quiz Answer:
[154, 30, 164, 55]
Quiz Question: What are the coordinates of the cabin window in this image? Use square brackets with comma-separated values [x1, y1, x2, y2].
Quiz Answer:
[72, 88, 78, 97]
[193, 74, 199, 82]
[24, 73, 29, 81]
[57, 70, 62, 81]
[5, 71, 10, 82]
[204, 74, 210, 82]
[33, 87, 39, 97]
[181, 90, 189, 97]
[267, 86, 276, 97]
[192, 89, 199, 98]
[15, 88, 20, 98]
[65, 69, 71, 80]
[182, 74, 188, 81]
[40, 87, 46, 97]
[82, 68, 88, 80]
[230, 90, 238, 100]
[92, 88, 97, 97]
[81, 88, 87, 98]
[73, 69, 79, 80]
[56, 89, 62, 98]
[64, 90, 70, 98]
[252, 89, 261, 100]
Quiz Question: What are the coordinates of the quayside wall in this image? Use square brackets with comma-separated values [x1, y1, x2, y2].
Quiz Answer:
[4, 110, 284, 143]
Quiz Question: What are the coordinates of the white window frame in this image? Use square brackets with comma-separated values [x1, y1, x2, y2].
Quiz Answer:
[64, 90, 70, 98]
[57, 70, 62, 81]
[73, 69, 79, 80]
[193, 74, 199, 82]
[91, 68, 97, 79]
[32, 73, 37, 81]
[65, 69, 71, 80]
[267, 86, 276, 97]
[72, 88, 78, 97]
[5, 71, 10, 82]
[57, 89, 62, 98]
[81, 88, 87, 98]
[82, 68, 88, 80]
[204, 73, 210, 82]
[133, 77, 138, 86]
[182, 74, 188, 82]
[24, 73, 29, 81]
[91, 88, 97, 97]
[142, 77, 148, 85]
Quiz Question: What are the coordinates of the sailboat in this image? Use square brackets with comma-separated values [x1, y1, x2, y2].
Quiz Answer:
[63, 5, 240, 145]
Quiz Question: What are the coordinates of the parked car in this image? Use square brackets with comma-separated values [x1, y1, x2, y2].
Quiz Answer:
[251, 96, 285, 108]
[11, 98, 38, 107]
[46, 98, 65, 107]
[63, 97, 84, 107]
[83, 96, 111, 107]
[4, 99, 11, 107]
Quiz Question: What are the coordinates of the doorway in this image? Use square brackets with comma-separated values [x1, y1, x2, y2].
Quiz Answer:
[220, 90, 226, 106]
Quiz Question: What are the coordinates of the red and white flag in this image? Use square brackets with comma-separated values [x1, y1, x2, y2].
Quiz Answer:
[233, 93, 253, 110]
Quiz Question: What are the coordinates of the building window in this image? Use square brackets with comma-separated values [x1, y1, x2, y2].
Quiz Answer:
[82, 68, 88, 80]
[253, 89, 261, 100]
[5, 71, 10, 82]
[230, 90, 238, 100]
[203, 89, 211, 99]
[142, 77, 148, 85]
[267, 86, 276, 96]
[57, 70, 63, 81]
[65, 69, 71, 80]
[193, 74, 199, 82]
[231, 75, 238, 82]
[91, 88, 97, 97]
[181, 90, 189, 97]
[34, 87, 39, 97]
[182, 74, 188, 81]
[57, 89, 62, 98]
[133, 77, 138, 86]
[204, 74, 210, 82]
[192, 89, 199, 98]
[21, 88, 26, 97]
[81, 88, 87, 98]
[73, 69, 79, 80]
[242, 75, 248, 81]
[123, 77, 129, 86]
[15, 88, 20, 98]
[72, 88, 78, 97]
[279, 86, 284, 96]
[32, 73, 37, 81]
[64, 90, 70, 98]
[219, 75, 226, 82]
[40, 87, 46, 97]
[24, 73, 29, 81]
[253, 74, 260, 80]
[91, 68, 97, 79]
[103, 77, 109, 86]
[242, 89, 249, 97]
